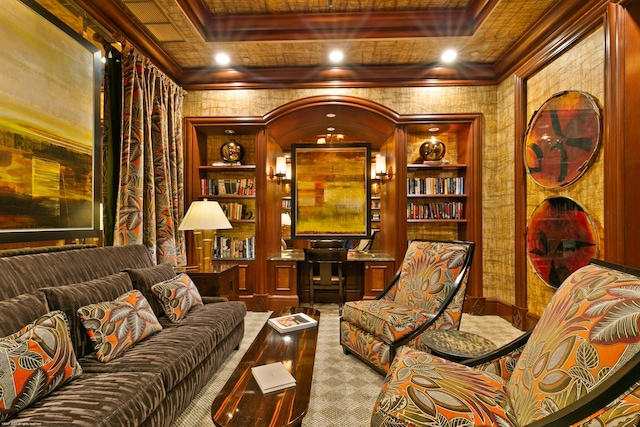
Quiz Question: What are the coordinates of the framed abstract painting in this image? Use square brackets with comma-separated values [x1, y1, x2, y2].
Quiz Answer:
[291, 143, 371, 239]
[0, 0, 101, 242]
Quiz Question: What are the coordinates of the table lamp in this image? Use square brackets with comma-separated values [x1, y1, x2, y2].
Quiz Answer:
[179, 199, 232, 271]
[281, 212, 291, 251]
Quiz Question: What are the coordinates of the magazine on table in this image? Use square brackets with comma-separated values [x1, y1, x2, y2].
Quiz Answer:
[268, 312, 318, 333]
[251, 362, 296, 394]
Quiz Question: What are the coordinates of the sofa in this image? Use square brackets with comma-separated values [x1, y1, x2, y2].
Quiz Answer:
[0, 244, 247, 427]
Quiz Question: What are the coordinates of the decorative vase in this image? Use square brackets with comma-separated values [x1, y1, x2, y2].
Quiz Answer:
[419, 139, 446, 162]
[220, 140, 245, 163]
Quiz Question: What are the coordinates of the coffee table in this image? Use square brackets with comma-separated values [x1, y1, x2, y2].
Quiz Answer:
[211, 307, 320, 427]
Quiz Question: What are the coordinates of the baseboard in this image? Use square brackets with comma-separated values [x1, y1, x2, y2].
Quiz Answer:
[468, 298, 539, 331]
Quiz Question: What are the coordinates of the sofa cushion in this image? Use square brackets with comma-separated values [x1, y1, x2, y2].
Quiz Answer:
[158, 300, 247, 343]
[151, 273, 203, 323]
[77, 290, 163, 362]
[124, 263, 176, 318]
[79, 325, 217, 391]
[0, 291, 50, 337]
[0, 310, 83, 422]
[10, 371, 165, 427]
[41, 273, 134, 359]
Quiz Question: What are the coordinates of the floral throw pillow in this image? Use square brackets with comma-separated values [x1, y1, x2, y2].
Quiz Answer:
[151, 273, 203, 323]
[77, 290, 162, 362]
[0, 310, 83, 422]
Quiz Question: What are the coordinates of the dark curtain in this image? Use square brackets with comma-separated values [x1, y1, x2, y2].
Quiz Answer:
[101, 46, 122, 246]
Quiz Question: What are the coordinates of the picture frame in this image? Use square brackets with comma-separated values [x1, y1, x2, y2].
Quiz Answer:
[0, 0, 102, 242]
[291, 143, 371, 239]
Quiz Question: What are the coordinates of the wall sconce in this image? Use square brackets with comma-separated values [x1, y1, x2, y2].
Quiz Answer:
[375, 154, 392, 184]
[269, 156, 287, 184]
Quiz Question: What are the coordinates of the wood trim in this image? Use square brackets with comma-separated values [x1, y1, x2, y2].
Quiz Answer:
[179, 65, 498, 91]
[604, 3, 626, 264]
[176, 0, 498, 42]
[513, 75, 528, 311]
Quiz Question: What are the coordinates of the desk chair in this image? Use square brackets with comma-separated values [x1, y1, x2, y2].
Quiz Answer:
[304, 247, 348, 313]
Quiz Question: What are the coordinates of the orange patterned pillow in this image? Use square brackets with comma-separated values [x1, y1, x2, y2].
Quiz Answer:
[0, 310, 82, 422]
[151, 273, 203, 323]
[77, 290, 162, 362]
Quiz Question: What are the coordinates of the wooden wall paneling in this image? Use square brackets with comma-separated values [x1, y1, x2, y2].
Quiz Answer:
[513, 75, 529, 330]
[619, 1, 640, 268]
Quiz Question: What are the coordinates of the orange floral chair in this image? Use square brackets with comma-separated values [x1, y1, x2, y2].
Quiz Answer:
[340, 239, 475, 374]
[371, 259, 640, 427]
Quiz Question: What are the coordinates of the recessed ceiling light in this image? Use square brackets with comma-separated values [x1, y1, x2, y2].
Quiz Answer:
[327, 127, 335, 132]
[428, 127, 440, 132]
[215, 52, 231, 66]
[329, 50, 344, 63]
[326, 113, 336, 118]
[441, 49, 457, 63]
[224, 129, 235, 134]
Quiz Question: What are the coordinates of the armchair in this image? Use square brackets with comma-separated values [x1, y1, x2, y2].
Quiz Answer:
[371, 259, 640, 427]
[340, 239, 475, 374]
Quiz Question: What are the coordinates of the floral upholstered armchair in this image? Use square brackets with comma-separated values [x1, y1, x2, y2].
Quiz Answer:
[371, 259, 640, 427]
[340, 239, 475, 374]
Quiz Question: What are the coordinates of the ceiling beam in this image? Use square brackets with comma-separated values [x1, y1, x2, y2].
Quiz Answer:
[179, 63, 498, 90]
[176, 0, 498, 42]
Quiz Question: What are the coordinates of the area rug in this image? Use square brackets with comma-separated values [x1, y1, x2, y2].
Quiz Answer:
[171, 304, 523, 427]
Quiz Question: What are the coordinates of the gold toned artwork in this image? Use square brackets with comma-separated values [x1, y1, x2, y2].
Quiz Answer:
[292, 144, 370, 238]
[0, 1, 98, 238]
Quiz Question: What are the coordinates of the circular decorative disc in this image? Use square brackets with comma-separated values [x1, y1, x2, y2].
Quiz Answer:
[524, 91, 601, 188]
[526, 196, 598, 289]
[419, 139, 446, 162]
[220, 140, 245, 162]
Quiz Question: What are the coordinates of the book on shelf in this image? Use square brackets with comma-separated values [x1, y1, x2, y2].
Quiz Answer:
[251, 362, 296, 395]
[200, 178, 255, 196]
[268, 312, 318, 333]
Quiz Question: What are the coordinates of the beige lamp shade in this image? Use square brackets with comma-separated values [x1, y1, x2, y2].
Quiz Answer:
[179, 199, 232, 231]
[180, 199, 232, 271]
[281, 212, 291, 226]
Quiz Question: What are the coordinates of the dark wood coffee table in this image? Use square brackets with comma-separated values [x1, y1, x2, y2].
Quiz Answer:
[211, 307, 320, 427]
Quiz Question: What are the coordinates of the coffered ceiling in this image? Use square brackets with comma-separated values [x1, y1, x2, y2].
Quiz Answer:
[40, 0, 600, 89]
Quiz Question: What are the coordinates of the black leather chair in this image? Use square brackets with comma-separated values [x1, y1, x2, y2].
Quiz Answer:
[304, 247, 348, 313]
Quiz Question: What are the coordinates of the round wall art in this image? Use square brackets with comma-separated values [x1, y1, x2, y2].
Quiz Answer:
[524, 90, 602, 188]
[526, 196, 599, 289]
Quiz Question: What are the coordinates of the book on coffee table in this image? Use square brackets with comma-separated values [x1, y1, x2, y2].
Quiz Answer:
[251, 362, 297, 394]
[268, 312, 318, 333]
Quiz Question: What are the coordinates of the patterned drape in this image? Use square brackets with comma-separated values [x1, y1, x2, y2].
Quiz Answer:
[114, 47, 186, 266]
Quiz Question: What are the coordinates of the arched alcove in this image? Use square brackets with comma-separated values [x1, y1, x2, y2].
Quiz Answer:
[263, 95, 399, 148]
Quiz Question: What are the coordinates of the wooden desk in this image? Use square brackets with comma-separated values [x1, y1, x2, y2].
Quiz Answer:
[267, 250, 395, 305]
[186, 264, 239, 301]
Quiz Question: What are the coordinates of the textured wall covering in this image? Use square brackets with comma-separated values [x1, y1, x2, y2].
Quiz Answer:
[484, 78, 517, 305]
[182, 84, 510, 310]
[524, 27, 605, 317]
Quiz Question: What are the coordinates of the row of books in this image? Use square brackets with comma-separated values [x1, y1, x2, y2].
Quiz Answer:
[407, 177, 464, 195]
[200, 178, 256, 196]
[219, 202, 251, 221]
[407, 202, 465, 220]
[214, 235, 255, 259]
[282, 199, 292, 209]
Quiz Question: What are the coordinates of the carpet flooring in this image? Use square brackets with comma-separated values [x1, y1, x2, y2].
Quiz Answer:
[171, 304, 523, 427]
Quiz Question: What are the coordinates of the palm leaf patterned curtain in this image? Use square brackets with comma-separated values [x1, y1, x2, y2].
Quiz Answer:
[113, 47, 186, 266]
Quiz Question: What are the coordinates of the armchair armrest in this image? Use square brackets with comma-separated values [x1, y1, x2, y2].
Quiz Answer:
[522, 349, 640, 427]
[462, 329, 533, 380]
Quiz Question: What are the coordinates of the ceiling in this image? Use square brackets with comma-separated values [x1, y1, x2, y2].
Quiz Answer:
[39, 0, 597, 90]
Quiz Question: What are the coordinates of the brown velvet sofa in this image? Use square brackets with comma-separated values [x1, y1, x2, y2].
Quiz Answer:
[0, 244, 246, 427]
